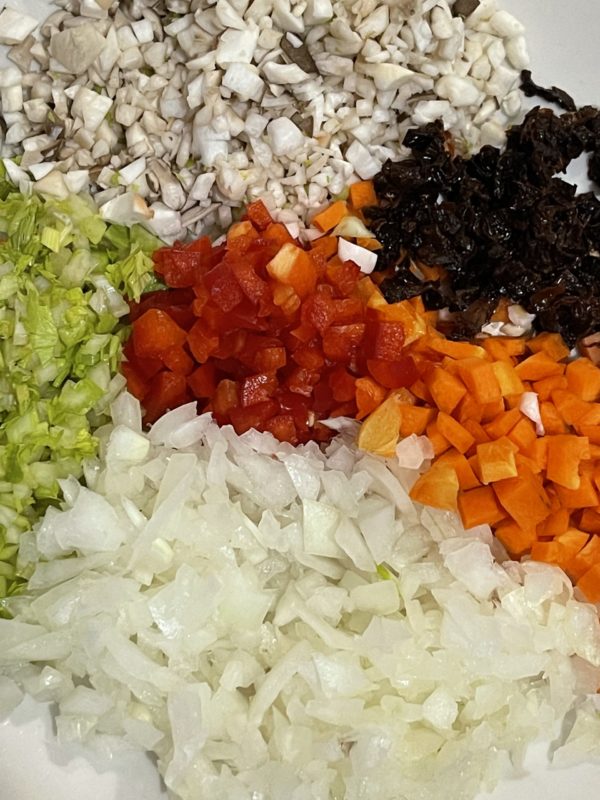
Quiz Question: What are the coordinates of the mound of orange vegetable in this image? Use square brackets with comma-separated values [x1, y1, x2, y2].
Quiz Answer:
[123, 188, 600, 604]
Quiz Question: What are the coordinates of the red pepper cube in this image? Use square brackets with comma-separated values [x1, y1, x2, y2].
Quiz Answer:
[212, 379, 240, 421]
[230, 257, 273, 309]
[157, 250, 207, 288]
[229, 399, 279, 434]
[367, 356, 419, 389]
[322, 323, 366, 363]
[161, 346, 194, 376]
[331, 297, 364, 325]
[241, 373, 278, 407]
[188, 363, 217, 399]
[142, 371, 189, 424]
[187, 319, 220, 363]
[365, 316, 406, 361]
[121, 362, 149, 401]
[246, 199, 273, 231]
[129, 288, 195, 323]
[204, 264, 244, 313]
[262, 413, 298, 445]
[326, 259, 361, 296]
[133, 308, 187, 359]
[328, 366, 357, 402]
[286, 366, 320, 397]
[302, 289, 336, 335]
[253, 344, 287, 372]
[292, 345, 325, 371]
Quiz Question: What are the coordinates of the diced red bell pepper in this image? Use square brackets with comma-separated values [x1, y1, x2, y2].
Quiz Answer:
[155, 250, 207, 288]
[262, 222, 295, 248]
[204, 264, 244, 312]
[322, 323, 366, 363]
[302, 289, 336, 335]
[121, 361, 149, 401]
[187, 319, 220, 363]
[240, 373, 278, 407]
[261, 413, 298, 445]
[312, 380, 334, 415]
[285, 366, 320, 397]
[367, 356, 419, 389]
[365, 317, 406, 361]
[213, 329, 248, 360]
[326, 259, 361, 296]
[161, 346, 194, 376]
[212, 379, 240, 421]
[188, 363, 217, 399]
[230, 257, 273, 311]
[331, 297, 364, 325]
[329, 365, 357, 402]
[246, 199, 273, 231]
[133, 308, 187, 359]
[292, 345, 325, 371]
[128, 288, 195, 322]
[142, 371, 189, 424]
[229, 400, 279, 434]
[266, 244, 317, 299]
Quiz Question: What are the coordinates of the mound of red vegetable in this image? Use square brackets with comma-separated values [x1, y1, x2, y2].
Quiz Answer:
[123, 201, 417, 442]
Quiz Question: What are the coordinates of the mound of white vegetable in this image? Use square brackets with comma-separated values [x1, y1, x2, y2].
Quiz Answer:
[2, 395, 600, 800]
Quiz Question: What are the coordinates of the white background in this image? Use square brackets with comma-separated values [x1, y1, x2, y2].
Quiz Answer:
[1, 0, 599, 798]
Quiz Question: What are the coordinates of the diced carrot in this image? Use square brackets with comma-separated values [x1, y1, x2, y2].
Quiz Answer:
[540, 401, 568, 435]
[494, 467, 551, 530]
[567, 536, 600, 582]
[480, 397, 506, 423]
[410, 379, 434, 405]
[577, 563, 600, 603]
[495, 520, 536, 557]
[526, 332, 570, 362]
[349, 180, 377, 210]
[456, 358, 502, 405]
[310, 235, 338, 259]
[468, 454, 484, 484]
[550, 389, 592, 426]
[456, 394, 483, 425]
[578, 509, 600, 534]
[546, 435, 590, 490]
[436, 412, 476, 454]
[426, 337, 487, 360]
[426, 420, 451, 456]
[437, 449, 481, 491]
[398, 405, 436, 437]
[423, 365, 467, 415]
[462, 419, 491, 445]
[514, 352, 565, 381]
[312, 200, 349, 232]
[507, 417, 537, 452]
[532, 375, 568, 401]
[482, 337, 526, 361]
[554, 471, 599, 509]
[357, 389, 405, 457]
[566, 358, 600, 402]
[355, 377, 387, 420]
[410, 462, 459, 512]
[483, 408, 522, 439]
[538, 508, 571, 537]
[579, 423, 600, 446]
[477, 437, 518, 483]
[514, 452, 542, 475]
[492, 360, 525, 397]
[457, 485, 507, 528]
[578, 404, 600, 427]
[525, 437, 549, 471]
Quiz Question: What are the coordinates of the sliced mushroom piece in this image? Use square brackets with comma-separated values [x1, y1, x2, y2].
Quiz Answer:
[280, 34, 318, 75]
[148, 158, 186, 210]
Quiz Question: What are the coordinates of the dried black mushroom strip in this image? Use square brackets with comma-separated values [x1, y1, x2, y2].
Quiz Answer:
[367, 78, 600, 346]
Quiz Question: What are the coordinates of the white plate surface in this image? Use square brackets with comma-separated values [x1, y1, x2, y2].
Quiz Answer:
[1, 1, 599, 798]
